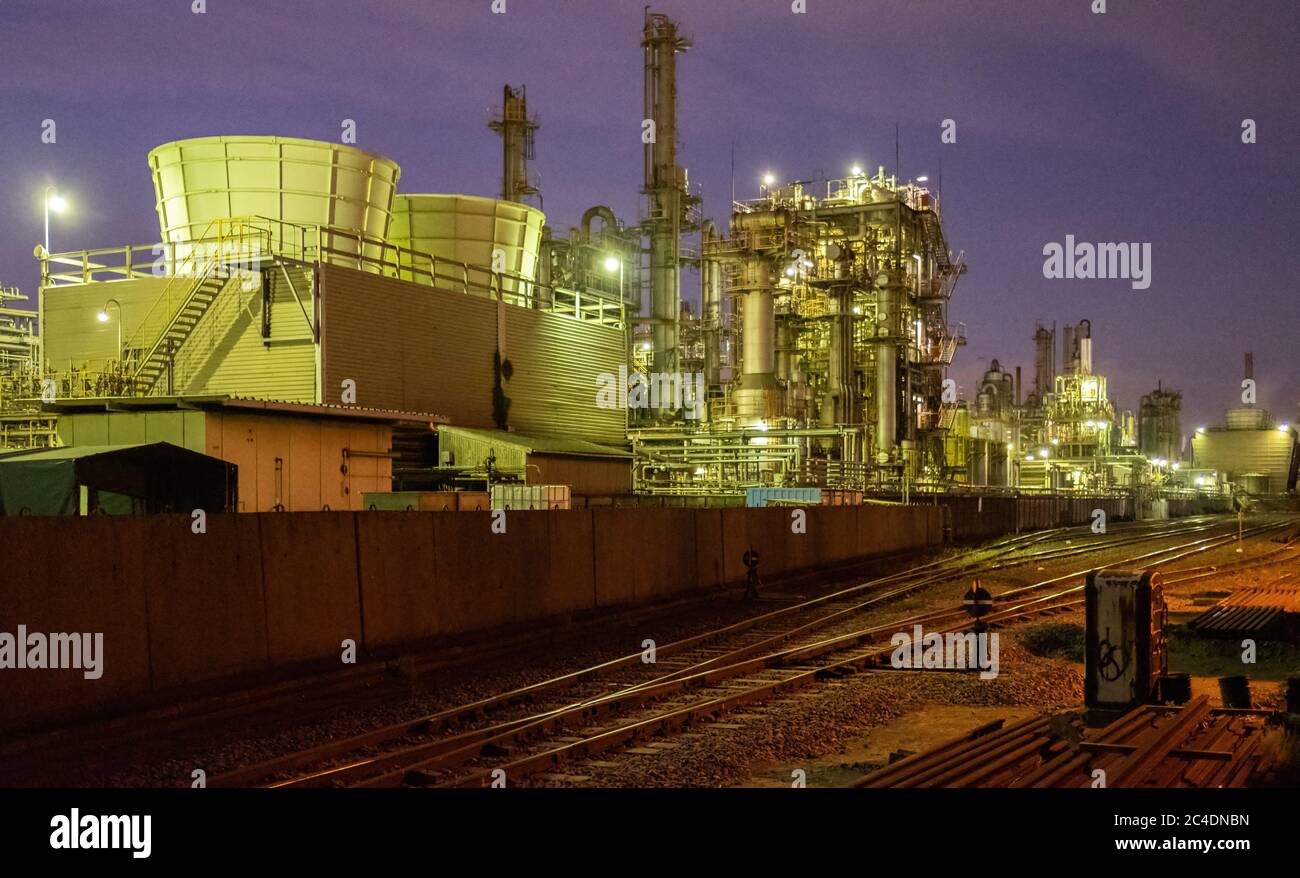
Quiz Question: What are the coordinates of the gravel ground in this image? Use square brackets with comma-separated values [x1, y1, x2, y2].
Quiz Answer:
[537, 629, 1084, 788]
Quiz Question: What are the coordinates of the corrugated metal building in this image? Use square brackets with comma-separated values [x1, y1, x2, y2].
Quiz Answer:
[49, 396, 440, 511]
[318, 264, 627, 446]
[42, 267, 319, 403]
[37, 136, 630, 471]
[437, 425, 631, 496]
[1191, 422, 1298, 494]
[41, 261, 627, 448]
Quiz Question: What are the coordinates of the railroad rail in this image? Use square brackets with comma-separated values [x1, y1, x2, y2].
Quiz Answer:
[209, 514, 1295, 789]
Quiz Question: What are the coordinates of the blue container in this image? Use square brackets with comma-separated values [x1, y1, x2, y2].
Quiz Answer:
[745, 487, 822, 508]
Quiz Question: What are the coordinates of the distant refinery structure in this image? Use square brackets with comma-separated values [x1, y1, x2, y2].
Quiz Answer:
[0, 9, 1292, 502]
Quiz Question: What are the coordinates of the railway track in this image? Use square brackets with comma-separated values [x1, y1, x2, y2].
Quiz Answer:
[211, 513, 1294, 789]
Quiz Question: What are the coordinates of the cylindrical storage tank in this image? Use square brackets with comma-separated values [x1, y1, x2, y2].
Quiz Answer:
[148, 136, 401, 264]
[388, 194, 544, 299]
[1224, 407, 1269, 430]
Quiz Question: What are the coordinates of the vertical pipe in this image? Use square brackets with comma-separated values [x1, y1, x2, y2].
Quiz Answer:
[876, 279, 897, 455]
[701, 220, 721, 392]
[643, 14, 685, 380]
[742, 288, 774, 377]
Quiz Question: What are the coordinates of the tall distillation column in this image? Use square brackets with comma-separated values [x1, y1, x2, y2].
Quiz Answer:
[819, 244, 857, 428]
[734, 255, 781, 423]
[642, 12, 691, 378]
[875, 270, 904, 457]
[488, 85, 539, 204]
[1033, 322, 1055, 401]
[700, 219, 723, 395]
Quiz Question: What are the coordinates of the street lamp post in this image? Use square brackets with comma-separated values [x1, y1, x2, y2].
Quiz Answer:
[98, 298, 123, 360]
[44, 186, 68, 255]
[603, 254, 624, 302]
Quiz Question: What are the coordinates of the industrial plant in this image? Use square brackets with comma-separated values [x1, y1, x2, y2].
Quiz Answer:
[1, 9, 1290, 510]
[1, 5, 1298, 834]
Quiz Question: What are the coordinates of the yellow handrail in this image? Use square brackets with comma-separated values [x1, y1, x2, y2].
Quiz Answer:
[120, 218, 271, 372]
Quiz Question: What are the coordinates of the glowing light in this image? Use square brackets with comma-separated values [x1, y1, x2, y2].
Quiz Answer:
[47, 194, 67, 213]
[97, 311, 109, 323]
[785, 266, 797, 277]
[1050, 438, 1059, 446]
[1280, 424, 1291, 432]
[755, 420, 770, 432]
[641, 342, 651, 351]
[694, 466, 707, 476]
[1006, 443, 1015, 451]
[1196, 426, 1206, 433]
[851, 165, 863, 176]
[1172, 462, 1181, 470]
[1038, 449, 1049, 459]
[916, 175, 928, 183]
[763, 174, 776, 187]
[851, 305, 861, 315]
[603, 255, 620, 273]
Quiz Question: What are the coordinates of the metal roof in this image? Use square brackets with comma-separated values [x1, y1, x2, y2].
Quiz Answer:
[438, 425, 630, 458]
[41, 395, 448, 425]
[0, 444, 144, 462]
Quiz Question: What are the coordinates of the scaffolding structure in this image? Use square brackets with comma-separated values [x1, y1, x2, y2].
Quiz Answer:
[0, 284, 58, 449]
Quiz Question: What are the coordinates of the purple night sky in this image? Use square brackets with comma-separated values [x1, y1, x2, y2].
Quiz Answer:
[2, 0, 1296, 437]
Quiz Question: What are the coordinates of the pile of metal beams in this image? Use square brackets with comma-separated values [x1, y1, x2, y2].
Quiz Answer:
[855, 697, 1282, 788]
[1189, 583, 1300, 638]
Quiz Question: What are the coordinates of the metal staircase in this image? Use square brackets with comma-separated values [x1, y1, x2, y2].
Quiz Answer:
[920, 211, 951, 272]
[118, 218, 271, 396]
[128, 264, 232, 395]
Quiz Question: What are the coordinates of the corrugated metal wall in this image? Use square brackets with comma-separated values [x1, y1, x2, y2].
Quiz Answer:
[439, 428, 529, 473]
[41, 277, 172, 369]
[319, 264, 627, 446]
[57, 410, 207, 450]
[528, 454, 631, 495]
[1193, 431, 1298, 492]
[204, 411, 390, 512]
[175, 265, 317, 402]
[319, 263, 496, 420]
[501, 303, 626, 446]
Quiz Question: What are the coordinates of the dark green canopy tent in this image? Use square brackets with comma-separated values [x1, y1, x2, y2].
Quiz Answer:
[0, 442, 237, 516]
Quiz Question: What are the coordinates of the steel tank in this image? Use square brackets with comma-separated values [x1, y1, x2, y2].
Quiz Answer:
[148, 136, 401, 262]
[388, 194, 544, 297]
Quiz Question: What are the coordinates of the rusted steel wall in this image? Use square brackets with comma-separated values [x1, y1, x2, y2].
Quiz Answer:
[0, 503, 941, 732]
[879, 494, 1134, 541]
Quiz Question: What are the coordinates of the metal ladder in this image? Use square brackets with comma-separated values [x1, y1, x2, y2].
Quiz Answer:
[130, 264, 232, 395]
